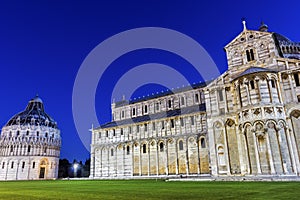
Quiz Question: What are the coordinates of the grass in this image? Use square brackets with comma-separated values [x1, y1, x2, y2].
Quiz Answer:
[0, 179, 299, 200]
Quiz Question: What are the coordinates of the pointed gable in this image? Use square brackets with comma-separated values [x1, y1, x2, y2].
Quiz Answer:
[224, 29, 271, 50]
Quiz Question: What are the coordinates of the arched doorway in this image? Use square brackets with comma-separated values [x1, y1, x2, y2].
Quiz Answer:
[39, 159, 48, 179]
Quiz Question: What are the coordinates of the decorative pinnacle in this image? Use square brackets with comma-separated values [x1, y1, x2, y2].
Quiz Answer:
[242, 18, 247, 31]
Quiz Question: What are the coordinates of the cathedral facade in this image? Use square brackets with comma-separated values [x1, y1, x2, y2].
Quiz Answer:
[90, 22, 300, 178]
[0, 96, 61, 180]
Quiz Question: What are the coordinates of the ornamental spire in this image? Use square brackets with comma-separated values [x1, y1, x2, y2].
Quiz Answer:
[242, 18, 247, 31]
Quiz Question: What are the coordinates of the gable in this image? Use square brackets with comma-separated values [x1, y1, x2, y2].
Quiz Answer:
[224, 30, 271, 50]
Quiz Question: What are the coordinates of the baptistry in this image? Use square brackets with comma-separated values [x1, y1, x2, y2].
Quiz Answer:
[0, 96, 61, 180]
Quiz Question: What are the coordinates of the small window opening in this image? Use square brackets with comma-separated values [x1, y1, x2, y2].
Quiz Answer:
[111, 149, 114, 156]
[180, 118, 184, 126]
[168, 100, 172, 108]
[171, 119, 175, 128]
[294, 73, 300, 87]
[246, 49, 255, 62]
[201, 138, 206, 148]
[181, 97, 185, 105]
[250, 80, 255, 89]
[179, 141, 184, 151]
[159, 142, 164, 152]
[271, 80, 276, 88]
[195, 93, 199, 103]
[218, 90, 224, 101]
[142, 144, 147, 154]
[191, 116, 195, 125]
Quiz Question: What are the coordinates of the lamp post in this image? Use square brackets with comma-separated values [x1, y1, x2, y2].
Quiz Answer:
[73, 163, 78, 178]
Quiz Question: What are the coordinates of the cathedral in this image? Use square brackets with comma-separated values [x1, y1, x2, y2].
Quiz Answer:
[0, 96, 61, 180]
[90, 22, 300, 178]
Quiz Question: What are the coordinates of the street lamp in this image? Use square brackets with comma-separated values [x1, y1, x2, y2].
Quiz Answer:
[73, 163, 79, 178]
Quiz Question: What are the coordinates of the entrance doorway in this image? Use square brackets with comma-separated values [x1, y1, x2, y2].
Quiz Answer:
[39, 167, 45, 178]
[39, 159, 48, 179]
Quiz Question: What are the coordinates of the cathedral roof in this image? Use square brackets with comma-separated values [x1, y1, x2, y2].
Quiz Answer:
[5, 95, 57, 128]
[272, 32, 300, 60]
[234, 67, 276, 80]
[114, 82, 209, 108]
[99, 104, 206, 129]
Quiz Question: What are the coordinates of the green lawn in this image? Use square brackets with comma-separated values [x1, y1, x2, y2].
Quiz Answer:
[0, 179, 299, 200]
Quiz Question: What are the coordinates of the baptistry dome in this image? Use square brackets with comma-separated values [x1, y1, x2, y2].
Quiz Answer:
[0, 96, 61, 180]
[5, 95, 57, 128]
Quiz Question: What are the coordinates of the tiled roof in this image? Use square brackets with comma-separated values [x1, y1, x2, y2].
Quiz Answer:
[114, 82, 210, 108]
[234, 67, 276, 80]
[99, 104, 206, 129]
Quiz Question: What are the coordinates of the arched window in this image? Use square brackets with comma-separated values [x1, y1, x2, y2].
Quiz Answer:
[2, 162, 5, 169]
[180, 118, 184, 127]
[11, 162, 14, 169]
[27, 145, 31, 153]
[171, 119, 175, 128]
[200, 138, 206, 148]
[111, 149, 114, 156]
[45, 132, 48, 138]
[179, 140, 184, 151]
[294, 73, 300, 87]
[126, 146, 130, 155]
[132, 108, 136, 116]
[271, 80, 276, 88]
[250, 80, 255, 89]
[26, 131, 30, 136]
[144, 105, 148, 113]
[190, 116, 195, 125]
[159, 142, 164, 152]
[142, 144, 147, 154]
[120, 128, 123, 135]
[181, 96, 185, 106]
[37, 131, 39, 137]
[282, 46, 286, 53]
[218, 90, 223, 101]
[156, 102, 160, 111]
[246, 49, 255, 62]
[195, 93, 199, 103]
[168, 99, 172, 108]
[16, 131, 20, 136]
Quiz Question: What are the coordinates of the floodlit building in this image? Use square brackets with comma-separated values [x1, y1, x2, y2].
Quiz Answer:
[90, 22, 300, 178]
[0, 96, 61, 180]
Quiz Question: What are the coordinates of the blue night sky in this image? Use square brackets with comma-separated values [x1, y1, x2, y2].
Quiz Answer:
[0, 0, 299, 161]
